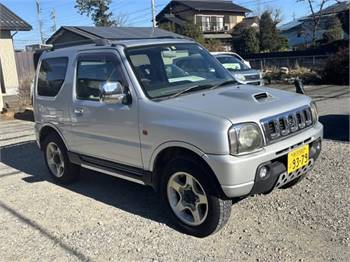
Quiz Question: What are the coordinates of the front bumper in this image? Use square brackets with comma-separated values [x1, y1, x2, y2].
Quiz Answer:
[203, 122, 323, 198]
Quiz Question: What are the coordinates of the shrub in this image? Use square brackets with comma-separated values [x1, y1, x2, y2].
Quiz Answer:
[263, 66, 322, 85]
[322, 48, 349, 85]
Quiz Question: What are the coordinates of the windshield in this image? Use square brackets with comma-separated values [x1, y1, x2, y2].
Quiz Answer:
[216, 55, 250, 71]
[126, 44, 233, 99]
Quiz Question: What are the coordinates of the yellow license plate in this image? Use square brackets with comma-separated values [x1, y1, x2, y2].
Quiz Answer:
[288, 144, 309, 174]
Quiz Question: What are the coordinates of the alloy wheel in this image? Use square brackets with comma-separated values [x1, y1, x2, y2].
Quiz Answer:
[167, 172, 208, 226]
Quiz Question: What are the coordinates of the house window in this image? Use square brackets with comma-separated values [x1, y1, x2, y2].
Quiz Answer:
[197, 15, 225, 32]
[202, 16, 211, 31]
[37, 57, 68, 97]
[216, 17, 224, 31]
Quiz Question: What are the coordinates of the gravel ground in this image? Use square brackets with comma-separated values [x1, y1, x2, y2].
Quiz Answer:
[0, 85, 349, 261]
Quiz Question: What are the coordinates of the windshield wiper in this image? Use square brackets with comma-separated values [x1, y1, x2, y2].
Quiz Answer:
[167, 84, 212, 99]
[209, 79, 237, 90]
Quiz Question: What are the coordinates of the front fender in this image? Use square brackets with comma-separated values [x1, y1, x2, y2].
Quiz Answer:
[148, 141, 206, 171]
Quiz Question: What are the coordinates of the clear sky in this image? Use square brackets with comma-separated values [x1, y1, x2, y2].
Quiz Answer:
[0, 0, 336, 49]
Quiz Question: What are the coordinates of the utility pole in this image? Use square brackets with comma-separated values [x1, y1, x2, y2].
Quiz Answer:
[35, 0, 44, 44]
[151, 0, 157, 28]
[50, 8, 57, 33]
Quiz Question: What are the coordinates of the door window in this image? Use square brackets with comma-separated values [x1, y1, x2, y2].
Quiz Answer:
[76, 57, 122, 101]
[37, 57, 68, 97]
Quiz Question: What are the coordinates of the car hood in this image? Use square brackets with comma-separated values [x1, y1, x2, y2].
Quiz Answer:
[160, 85, 311, 124]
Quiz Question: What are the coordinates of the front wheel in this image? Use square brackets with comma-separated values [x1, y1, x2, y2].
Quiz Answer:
[161, 157, 232, 237]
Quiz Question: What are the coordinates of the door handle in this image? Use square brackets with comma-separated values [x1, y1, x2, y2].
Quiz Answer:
[74, 108, 84, 115]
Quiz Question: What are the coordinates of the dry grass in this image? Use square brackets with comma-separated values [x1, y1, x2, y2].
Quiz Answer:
[263, 66, 322, 84]
[18, 75, 34, 107]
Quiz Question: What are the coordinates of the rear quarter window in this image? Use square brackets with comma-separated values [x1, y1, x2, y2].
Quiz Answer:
[37, 57, 68, 97]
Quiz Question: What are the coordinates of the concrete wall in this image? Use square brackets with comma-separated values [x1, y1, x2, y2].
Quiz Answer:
[0, 30, 19, 96]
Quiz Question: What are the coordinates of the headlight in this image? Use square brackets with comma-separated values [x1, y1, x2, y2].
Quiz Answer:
[310, 101, 319, 124]
[228, 123, 264, 155]
[234, 73, 246, 82]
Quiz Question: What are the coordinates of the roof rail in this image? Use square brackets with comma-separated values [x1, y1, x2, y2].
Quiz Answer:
[52, 39, 111, 50]
[94, 38, 111, 46]
[52, 36, 190, 50]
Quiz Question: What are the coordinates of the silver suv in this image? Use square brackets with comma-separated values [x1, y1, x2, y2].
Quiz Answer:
[33, 38, 323, 237]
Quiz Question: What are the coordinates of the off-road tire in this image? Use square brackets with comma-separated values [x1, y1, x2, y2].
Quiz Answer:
[160, 156, 231, 238]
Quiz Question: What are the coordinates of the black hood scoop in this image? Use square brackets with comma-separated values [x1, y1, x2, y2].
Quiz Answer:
[253, 92, 274, 102]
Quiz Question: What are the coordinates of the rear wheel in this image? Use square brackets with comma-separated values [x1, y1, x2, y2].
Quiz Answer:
[43, 132, 80, 184]
[161, 157, 231, 237]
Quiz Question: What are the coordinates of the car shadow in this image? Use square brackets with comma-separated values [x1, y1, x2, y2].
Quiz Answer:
[14, 109, 34, 122]
[0, 141, 173, 228]
[319, 114, 349, 142]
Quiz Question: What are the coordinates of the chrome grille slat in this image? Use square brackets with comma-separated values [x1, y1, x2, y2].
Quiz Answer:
[261, 106, 314, 144]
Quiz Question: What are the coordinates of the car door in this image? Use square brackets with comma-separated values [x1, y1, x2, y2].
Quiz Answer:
[68, 51, 142, 168]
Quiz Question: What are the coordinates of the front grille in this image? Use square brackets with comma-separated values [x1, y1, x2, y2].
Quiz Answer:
[261, 106, 313, 144]
[245, 74, 260, 81]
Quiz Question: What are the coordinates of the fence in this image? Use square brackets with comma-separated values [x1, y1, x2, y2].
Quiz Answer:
[15, 51, 35, 82]
[247, 54, 329, 70]
[244, 40, 348, 70]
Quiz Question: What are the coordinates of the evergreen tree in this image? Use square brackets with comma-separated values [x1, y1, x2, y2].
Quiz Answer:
[181, 22, 205, 45]
[259, 11, 288, 52]
[233, 28, 260, 54]
[75, 0, 116, 26]
[323, 15, 344, 43]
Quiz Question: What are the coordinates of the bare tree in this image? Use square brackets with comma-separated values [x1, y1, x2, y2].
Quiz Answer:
[297, 0, 342, 46]
[114, 12, 129, 27]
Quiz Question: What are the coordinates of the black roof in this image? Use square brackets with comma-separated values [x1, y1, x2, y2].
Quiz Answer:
[312, 1, 349, 16]
[156, 0, 250, 21]
[46, 26, 185, 45]
[176, 0, 251, 12]
[0, 3, 32, 31]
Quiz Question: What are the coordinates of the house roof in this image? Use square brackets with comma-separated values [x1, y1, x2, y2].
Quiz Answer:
[46, 26, 185, 45]
[312, 1, 349, 16]
[156, 0, 251, 21]
[279, 19, 304, 32]
[280, 1, 349, 32]
[232, 16, 259, 35]
[175, 0, 251, 13]
[0, 3, 32, 31]
[161, 14, 187, 26]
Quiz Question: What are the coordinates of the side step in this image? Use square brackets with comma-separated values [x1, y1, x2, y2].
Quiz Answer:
[68, 152, 152, 186]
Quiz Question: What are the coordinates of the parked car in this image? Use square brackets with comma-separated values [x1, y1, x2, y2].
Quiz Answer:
[213, 53, 264, 86]
[211, 51, 251, 68]
[33, 38, 323, 237]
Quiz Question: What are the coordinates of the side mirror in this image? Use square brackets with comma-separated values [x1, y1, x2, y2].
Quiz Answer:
[99, 82, 129, 105]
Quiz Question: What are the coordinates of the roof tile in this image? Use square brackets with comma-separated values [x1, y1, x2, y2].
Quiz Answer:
[0, 3, 32, 31]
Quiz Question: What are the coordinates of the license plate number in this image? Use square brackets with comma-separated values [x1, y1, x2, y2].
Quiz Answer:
[288, 145, 309, 174]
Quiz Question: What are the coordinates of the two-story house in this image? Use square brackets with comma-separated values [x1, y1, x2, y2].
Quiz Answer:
[279, 1, 349, 49]
[156, 0, 251, 51]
